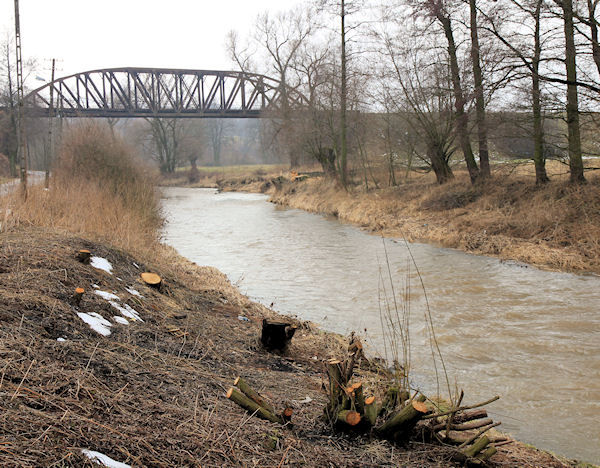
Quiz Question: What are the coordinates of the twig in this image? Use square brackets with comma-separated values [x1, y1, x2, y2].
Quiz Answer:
[10, 359, 34, 401]
[277, 440, 294, 468]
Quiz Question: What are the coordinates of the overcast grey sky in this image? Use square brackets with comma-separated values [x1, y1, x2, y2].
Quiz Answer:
[1, 0, 302, 80]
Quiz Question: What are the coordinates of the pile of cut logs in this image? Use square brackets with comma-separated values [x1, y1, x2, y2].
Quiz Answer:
[225, 333, 505, 466]
[323, 339, 504, 465]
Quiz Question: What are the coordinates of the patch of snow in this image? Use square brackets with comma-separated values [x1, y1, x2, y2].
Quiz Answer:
[81, 449, 131, 468]
[293, 396, 313, 405]
[116, 277, 123, 282]
[92, 284, 100, 289]
[77, 312, 112, 336]
[95, 290, 120, 301]
[90, 256, 113, 275]
[132, 262, 140, 269]
[125, 287, 142, 297]
[113, 316, 129, 325]
[107, 301, 144, 322]
[57, 337, 66, 342]
[237, 315, 249, 322]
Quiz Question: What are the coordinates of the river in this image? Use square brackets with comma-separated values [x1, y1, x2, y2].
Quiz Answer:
[161, 187, 600, 463]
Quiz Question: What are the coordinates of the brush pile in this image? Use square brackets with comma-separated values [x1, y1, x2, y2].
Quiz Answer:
[229, 330, 505, 466]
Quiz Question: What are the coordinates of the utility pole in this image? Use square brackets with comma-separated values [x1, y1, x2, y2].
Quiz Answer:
[14, 0, 27, 197]
[45, 58, 55, 189]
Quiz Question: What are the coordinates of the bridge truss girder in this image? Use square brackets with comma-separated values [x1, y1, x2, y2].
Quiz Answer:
[25, 67, 304, 118]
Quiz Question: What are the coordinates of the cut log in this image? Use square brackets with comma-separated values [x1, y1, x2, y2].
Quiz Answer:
[442, 430, 506, 445]
[453, 409, 488, 424]
[433, 417, 494, 432]
[376, 394, 429, 438]
[337, 410, 361, 427]
[226, 387, 282, 424]
[233, 376, 275, 414]
[364, 397, 377, 426]
[76, 249, 91, 264]
[261, 319, 297, 351]
[73, 287, 84, 306]
[463, 435, 490, 458]
[141, 272, 162, 288]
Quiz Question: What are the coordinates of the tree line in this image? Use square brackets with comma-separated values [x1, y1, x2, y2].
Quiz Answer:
[227, 0, 599, 186]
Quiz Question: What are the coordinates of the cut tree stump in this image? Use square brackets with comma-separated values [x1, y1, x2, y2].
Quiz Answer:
[364, 396, 377, 426]
[226, 387, 282, 424]
[281, 406, 294, 423]
[76, 250, 91, 264]
[234, 376, 275, 414]
[73, 287, 84, 306]
[261, 319, 297, 351]
[141, 272, 162, 288]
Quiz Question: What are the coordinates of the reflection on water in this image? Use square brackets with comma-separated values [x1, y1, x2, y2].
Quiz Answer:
[162, 187, 600, 463]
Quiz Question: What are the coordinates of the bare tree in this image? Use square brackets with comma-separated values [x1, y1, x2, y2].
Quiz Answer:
[419, 0, 481, 183]
[143, 118, 183, 174]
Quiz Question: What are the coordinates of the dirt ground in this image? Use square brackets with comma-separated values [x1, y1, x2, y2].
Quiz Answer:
[0, 227, 582, 467]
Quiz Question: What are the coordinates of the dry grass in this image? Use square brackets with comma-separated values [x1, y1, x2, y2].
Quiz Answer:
[1, 123, 162, 259]
[268, 161, 600, 274]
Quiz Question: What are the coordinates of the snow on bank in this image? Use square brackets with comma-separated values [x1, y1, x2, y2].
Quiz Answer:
[94, 290, 120, 301]
[94, 290, 144, 322]
[125, 287, 142, 297]
[82, 449, 131, 468]
[90, 256, 113, 275]
[107, 301, 143, 322]
[77, 312, 112, 336]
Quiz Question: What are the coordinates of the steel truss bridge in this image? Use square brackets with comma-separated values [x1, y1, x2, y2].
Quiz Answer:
[25, 67, 305, 119]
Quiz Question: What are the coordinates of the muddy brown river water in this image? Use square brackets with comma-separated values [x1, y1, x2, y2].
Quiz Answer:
[161, 187, 600, 463]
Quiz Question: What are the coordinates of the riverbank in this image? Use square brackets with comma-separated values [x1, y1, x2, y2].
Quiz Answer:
[186, 162, 600, 275]
[0, 226, 584, 467]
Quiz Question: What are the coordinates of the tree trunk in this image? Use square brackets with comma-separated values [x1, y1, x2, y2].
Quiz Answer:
[429, 143, 454, 184]
[561, 0, 586, 183]
[339, 0, 349, 187]
[439, 13, 479, 184]
[532, 0, 550, 184]
[588, 0, 600, 77]
[469, 0, 490, 178]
